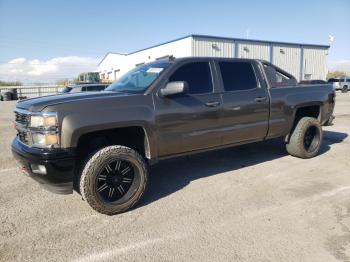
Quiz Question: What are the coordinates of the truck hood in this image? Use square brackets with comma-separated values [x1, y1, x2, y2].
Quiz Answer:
[16, 91, 132, 112]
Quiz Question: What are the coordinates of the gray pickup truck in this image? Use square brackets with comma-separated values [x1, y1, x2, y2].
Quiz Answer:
[12, 57, 335, 215]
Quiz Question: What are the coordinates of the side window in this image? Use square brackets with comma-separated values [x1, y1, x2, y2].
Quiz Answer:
[169, 62, 213, 94]
[276, 71, 289, 85]
[263, 64, 296, 88]
[86, 85, 106, 91]
[219, 62, 258, 91]
[263, 64, 277, 87]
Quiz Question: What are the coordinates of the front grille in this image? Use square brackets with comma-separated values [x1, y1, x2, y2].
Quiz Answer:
[18, 131, 30, 144]
[15, 111, 30, 126]
[14, 109, 31, 145]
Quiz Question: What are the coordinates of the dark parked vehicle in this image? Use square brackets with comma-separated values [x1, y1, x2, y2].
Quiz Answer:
[61, 83, 109, 93]
[299, 80, 327, 85]
[0, 88, 18, 101]
[12, 58, 335, 215]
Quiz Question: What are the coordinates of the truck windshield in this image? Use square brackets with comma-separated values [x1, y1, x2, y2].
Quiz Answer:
[106, 62, 170, 93]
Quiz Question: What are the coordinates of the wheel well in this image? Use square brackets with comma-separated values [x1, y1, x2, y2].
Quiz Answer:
[74, 126, 149, 193]
[76, 126, 149, 160]
[291, 105, 320, 131]
[284, 105, 320, 143]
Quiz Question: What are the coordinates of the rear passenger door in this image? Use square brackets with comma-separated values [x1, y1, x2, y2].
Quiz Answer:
[218, 61, 269, 144]
[154, 61, 222, 157]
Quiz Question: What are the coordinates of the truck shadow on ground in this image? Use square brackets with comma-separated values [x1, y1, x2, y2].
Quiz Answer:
[139, 130, 348, 208]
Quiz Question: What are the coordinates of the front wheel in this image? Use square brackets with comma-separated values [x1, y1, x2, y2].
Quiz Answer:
[286, 117, 323, 159]
[80, 145, 148, 215]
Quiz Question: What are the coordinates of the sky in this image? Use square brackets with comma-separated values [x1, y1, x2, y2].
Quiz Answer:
[0, 0, 349, 83]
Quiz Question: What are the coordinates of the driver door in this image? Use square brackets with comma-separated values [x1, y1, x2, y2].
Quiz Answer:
[153, 61, 222, 157]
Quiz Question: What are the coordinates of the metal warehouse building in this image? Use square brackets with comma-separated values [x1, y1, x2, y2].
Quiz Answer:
[98, 34, 329, 82]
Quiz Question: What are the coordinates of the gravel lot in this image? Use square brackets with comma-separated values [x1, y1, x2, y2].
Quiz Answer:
[0, 94, 350, 262]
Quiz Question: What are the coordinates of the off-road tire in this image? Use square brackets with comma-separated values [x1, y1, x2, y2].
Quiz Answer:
[286, 117, 323, 159]
[80, 145, 148, 215]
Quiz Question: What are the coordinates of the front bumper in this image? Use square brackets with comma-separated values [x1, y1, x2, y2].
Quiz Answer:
[11, 138, 76, 194]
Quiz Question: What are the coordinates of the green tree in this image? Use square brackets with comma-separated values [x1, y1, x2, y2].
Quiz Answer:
[0, 80, 22, 86]
[327, 71, 346, 79]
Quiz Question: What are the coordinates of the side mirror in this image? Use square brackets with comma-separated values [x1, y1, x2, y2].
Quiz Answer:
[160, 81, 188, 97]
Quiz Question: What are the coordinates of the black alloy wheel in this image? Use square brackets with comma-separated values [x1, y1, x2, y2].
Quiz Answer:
[286, 117, 323, 159]
[96, 159, 135, 202]
[80, 145, 148, 215]
[303, 126, 320, 153]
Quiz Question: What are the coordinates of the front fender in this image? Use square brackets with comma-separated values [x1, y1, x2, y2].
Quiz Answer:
[44, 94, 157, 159]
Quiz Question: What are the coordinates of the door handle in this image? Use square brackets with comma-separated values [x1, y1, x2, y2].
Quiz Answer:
[255, 97, 267, 102]
[205, 101, 220, 107]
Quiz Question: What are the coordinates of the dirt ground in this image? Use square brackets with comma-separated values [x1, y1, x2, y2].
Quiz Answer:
[0, 93, 349, 262]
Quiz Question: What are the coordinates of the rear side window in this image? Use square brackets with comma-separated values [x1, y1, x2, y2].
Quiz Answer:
[328, 78, 340, 83]
[85, 85, 106, 91]
[169, 62, 213, 94]
[263, 64, 296, 88]
[219, 62, 257, 91]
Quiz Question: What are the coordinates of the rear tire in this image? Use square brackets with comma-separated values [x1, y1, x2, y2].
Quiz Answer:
[342, 85, 348, 93]
[80, 145, 148, 215]
[286, 117, 323, 158]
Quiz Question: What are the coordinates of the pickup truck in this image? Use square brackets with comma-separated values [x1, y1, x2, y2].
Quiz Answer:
[12, 58, 335, 215]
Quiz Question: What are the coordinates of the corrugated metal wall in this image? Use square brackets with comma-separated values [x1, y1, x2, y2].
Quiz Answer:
[191, 37, 328, 81]
[236, 42, 270, 60]
[98, 36, 329, 82]
[272, 45, 301, 80]
[303, 47, 328, 80]
[192, 37, 234, 57]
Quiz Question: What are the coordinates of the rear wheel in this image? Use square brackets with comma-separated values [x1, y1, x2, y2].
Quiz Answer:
[80, 145, 148, 215]
[342, 85, 348, 93]
[286, 117, 323, 158]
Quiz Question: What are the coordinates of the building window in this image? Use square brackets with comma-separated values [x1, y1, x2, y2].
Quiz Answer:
[304, 74, 312, 80]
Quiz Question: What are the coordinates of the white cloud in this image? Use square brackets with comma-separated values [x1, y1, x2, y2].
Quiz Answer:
[0, 56, 100, 84]
[328, 60, 350, 74]
[8, 58, 26, 64]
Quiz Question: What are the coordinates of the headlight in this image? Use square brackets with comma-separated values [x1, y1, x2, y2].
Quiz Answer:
[29, 112, 59, 148]
[32, 133, 59, 148]
[30, 114, 57, 128]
